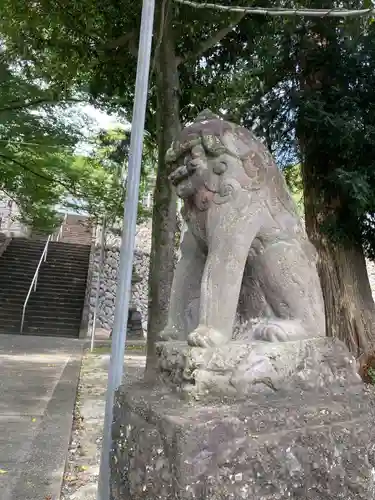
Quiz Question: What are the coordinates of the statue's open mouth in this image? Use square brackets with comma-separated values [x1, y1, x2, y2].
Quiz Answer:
[175, 178, 196, 199]
[169, 161, 198, 187]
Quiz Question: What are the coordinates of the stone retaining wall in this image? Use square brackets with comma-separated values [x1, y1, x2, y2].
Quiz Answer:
[88, 222, 151, 333]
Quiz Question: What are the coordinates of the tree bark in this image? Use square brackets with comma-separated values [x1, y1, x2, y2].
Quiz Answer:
[302, 161, 375, 362]
[146, 7, 181, 373]
[297, 20, 375, 365]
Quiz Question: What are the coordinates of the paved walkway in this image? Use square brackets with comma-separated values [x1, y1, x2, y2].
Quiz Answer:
[0, 334, 84, 500]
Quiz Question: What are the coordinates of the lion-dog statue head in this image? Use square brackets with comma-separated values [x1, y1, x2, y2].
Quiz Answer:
[166, 109, 296, 218]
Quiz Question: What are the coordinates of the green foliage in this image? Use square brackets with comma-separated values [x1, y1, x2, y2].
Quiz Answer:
[283, 164, 304, 216]
[368, 367, 375, 384]
[0, 52, 85, 232]
[65, 128, 156, 226]
[0, 0, 261, 234]
[0, 0, 254, 130]
[0, 0, 238, 229]
[0, 45, 158, 233]
[210, 2, 375, 259]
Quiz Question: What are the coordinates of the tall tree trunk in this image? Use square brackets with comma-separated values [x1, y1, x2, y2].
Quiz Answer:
[302, 161, 375, 362]
[146, 7, 181, 373]
[296, 21, 375, 365]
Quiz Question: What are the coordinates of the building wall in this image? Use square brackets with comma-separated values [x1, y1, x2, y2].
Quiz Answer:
[0, 196, 29, 237]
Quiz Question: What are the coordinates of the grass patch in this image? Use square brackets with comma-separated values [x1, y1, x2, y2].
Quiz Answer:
[126, 344, 146, 352]
[90, 344, 146, 355]
[90, 346, 111, 355]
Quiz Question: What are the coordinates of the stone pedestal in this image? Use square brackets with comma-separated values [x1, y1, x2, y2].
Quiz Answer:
[156, 337, 361, 397]
[110, 339, 375, 500]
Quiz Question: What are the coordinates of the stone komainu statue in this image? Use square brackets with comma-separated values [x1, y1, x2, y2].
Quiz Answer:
[158, 110, 325, 348]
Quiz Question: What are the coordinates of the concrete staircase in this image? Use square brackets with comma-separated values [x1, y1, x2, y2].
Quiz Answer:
[0, 238, 90, 337]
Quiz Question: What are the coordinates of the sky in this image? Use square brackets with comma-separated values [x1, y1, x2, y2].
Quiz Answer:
[74, 104, 130, 155]
[56, 104, 130, 214]
[80, 104, 129, 131]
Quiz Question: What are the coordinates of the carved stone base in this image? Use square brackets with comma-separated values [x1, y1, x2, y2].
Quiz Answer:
[111, 374, 374, 500]
[156, 338, 361, 397]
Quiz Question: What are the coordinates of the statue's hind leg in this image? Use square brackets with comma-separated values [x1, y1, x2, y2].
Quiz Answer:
[250, 237, 325, 342]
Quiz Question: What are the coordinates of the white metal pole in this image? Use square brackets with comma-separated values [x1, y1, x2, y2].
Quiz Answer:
[90, 216, 106, 352]
[96, 0, 156, 498]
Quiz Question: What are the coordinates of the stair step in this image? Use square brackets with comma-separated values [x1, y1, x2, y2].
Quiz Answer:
[0, 304, 24, 312]
[0, 266, 88, 274]
[41, 264, 90, 271]
[0, 307, 83, 318]
[0, 273, 43, 281]
[0, 256, 44, 263]
[0, 290, 86, 300]
[39, 264, 89, 270]
[47, 248, 90, 255]
[0, 260, 42, 267]
[24, 311, 83, 320]
[49, 242, 90, 249]
[27, 272, 89, 279]
[3, 250, 44, 256]
[0, 274, 87, 282]
[0, 281, 87, 290]
[0, 236, 90, 339]
[47, 253, 90, 260]
[23, 321, 81, 330]
[22, 329, 80, 338]
[0, 280, 37, 287]
[7, 241, 44, 247]
[0, 322, 22, 330]
[23, 300, 85, 309]
[0, 297, 27, 303]
[0, 328, 21, 335]
[17, 297, 87, 305]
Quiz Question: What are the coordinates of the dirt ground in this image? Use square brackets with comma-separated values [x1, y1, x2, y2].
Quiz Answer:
[61, 346, 146, 500]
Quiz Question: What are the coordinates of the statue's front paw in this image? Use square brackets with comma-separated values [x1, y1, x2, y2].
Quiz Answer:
[187, 325, 228, 348]
[252, 320, 308, 342]
[252, 321, 290, 342]
[157, 325, 181, 342]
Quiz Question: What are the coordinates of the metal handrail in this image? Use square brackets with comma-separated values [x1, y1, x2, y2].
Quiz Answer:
[20, 214, 67, 333]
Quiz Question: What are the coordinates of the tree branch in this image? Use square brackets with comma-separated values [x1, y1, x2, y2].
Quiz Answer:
[0, 187, 18, 207]
[0, 97, 85, 113]
[178, 12, 245, 66]
[104, 33, 134, 50]
[0, 152, 83, 198]
[101, 32, 138, 57]
[150, 0, 169, 77]
[172, 0, 375, 18]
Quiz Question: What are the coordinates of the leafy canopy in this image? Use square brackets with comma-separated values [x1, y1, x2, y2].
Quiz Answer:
[65, 127, 156, 226]
[0, 51, 86, 231]
[202, 2, 375, 257]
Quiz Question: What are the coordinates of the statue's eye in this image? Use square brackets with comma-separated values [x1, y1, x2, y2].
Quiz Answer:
[213, 161, 227, 175]
[191, 145, 204, 158]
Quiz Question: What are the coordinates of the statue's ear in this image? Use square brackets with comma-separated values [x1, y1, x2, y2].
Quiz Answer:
[201, 134, 226, 156]
[195, 109, 220, 122]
